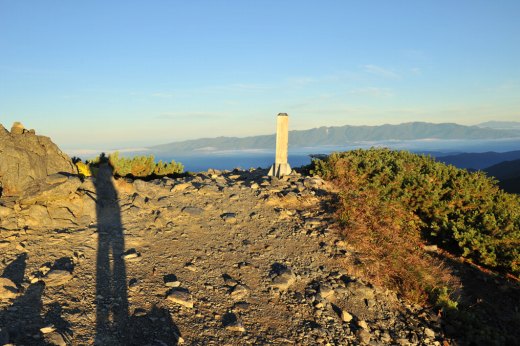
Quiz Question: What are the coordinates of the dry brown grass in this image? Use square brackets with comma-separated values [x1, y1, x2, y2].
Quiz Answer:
[332, 158, 457, 303]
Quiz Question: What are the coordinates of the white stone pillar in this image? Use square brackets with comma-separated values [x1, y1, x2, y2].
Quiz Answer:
[268, 113, 292, 177]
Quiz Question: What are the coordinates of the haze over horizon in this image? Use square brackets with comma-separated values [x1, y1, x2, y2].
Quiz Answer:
[1, 1, 519, 150]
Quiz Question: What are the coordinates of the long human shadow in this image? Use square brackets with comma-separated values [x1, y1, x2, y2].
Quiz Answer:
[94, 161, 129, 344]
[0, 254, 47, 345]
[94, 160, 181, 345]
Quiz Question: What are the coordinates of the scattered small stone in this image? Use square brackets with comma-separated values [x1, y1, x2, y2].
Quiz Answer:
[339, 309, 353, 322]
[132, 308, 148, 317]
[357, 320, 369, 330]
[356, 329, 371, 344]
[164, 274, 181, 287]
[43, 332, 67, 346]
[222, 312, 245, 332]
[43, 270, 73, 287]
[181, 206, 204, 215]
[40, 326, 56, 334]
[222, 273, 239, 286]
[184, 262, 199, 272]
[39, 264, 51, 275]
[424, 327, 436, 338]
[221, 212, 237, 223]
[271, 266, 296, 291]
[232, 301, 251, 311]
[121, 248, 141, 260]
[380, 331, 392, 343]
[319, 284, 335, 300]
[166, 288, 194, 308]
[230, 284, 250, 300]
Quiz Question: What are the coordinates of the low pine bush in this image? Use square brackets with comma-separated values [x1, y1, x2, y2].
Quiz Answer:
[321, 156, 456, 302]
[312, 148, 520, 276]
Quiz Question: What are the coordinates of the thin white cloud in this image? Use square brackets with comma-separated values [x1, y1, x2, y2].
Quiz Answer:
[363, 64, 400, 79]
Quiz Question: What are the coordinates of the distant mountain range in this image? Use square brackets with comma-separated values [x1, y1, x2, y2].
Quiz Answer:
[150, 122, 520, 154]
[477, 121, 520, 130]
[435, 150, 520, 170]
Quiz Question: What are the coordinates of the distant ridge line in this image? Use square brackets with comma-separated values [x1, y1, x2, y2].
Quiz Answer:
[149, 122, 520, 155]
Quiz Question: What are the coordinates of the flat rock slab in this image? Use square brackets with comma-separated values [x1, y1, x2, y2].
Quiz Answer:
[221, 212, 237, 223]
[43, 270, 73, 287]
[271, 267, 296, 291]
[20, 177, 81, 205]
[229, 284, 250, 300]
[166, 288, 193, 308]
[181, 206, 204, 216]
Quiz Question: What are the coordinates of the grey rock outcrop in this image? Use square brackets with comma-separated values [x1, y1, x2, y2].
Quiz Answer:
[0, 122, 77, 197]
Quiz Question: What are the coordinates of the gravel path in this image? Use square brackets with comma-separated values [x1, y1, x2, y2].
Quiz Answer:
[1, 168, 444, 345]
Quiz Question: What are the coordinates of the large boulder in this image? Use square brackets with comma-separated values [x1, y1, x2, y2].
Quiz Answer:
[0, 122, 77, 197]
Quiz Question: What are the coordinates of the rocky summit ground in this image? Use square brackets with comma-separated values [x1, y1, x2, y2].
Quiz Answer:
[0, 165, 446, 346]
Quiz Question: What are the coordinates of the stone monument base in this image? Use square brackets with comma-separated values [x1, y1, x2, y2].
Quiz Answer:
[268, 163, 292, 178]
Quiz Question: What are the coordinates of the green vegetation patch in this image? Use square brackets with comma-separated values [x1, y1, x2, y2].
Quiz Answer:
[312, 148, 520, 276]
[74, 152, 184, 179]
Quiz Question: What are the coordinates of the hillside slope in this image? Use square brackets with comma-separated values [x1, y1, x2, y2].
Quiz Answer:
[435, 150, 520, 170]
[484, 159, 520, 180]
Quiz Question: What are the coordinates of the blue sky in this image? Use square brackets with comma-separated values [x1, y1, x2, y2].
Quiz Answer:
[1, 1, 519, 150]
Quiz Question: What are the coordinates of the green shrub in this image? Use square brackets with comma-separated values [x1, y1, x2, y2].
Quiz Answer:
[153, 160, 184, 176]
[79, 152, 184, 179]
[108, 152, 184, 178]
[312, 148, 520, 275]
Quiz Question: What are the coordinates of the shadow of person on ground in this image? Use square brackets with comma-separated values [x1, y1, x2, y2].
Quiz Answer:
[1, 253, 27, 286]
[94, 158, 181, 345]
[127, 305, 181, 345]
[94, 160, 129, 344]
[0, 253, 46, 345]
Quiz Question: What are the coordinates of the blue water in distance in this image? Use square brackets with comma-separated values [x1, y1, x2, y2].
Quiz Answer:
[162, 154, 311, 172]
[156, 139, 520, 172]
[112, 138, 520, 172]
